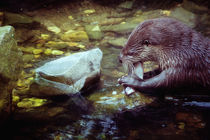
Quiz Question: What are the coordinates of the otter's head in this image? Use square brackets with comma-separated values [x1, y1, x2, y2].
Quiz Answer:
[119, 18, 191, 75]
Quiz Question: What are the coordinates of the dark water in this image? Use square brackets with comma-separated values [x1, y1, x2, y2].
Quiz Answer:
[0, 0, 210, 139]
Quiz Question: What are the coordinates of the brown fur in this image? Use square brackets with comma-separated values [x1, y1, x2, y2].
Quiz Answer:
[119, 18, 210, 91]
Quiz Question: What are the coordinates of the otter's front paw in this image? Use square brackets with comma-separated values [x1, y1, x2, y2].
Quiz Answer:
[118, 76, 142, 88]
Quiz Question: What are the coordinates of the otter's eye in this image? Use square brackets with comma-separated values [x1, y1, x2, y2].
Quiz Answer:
[142, 40, 150, 46]
[127, 51, 135, 56]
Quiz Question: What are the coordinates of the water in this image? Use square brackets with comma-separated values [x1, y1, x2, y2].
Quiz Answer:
[0, 0, 210, 139]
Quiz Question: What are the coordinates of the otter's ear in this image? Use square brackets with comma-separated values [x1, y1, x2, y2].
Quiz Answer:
[142, 40, 150, 46]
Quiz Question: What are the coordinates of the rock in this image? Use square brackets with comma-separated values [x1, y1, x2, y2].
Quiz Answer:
[23, 54, 34, 63]
[108, 37, 127, 47]
[182, 0, 208, 14]
[170, 7, 196, 27]
[15, 29, 41, 44]
[45, 41, 69, 49]
[33, 49, 43, 55]
[85, 25, 103, 40]
[0, 26, 23, 80]
[20, 46, 36, 54]
[45, 41, 82, 51]
[44, 48, 52, 55]
[30, 48, 103, 96]
[84, 9, 96, 14]
[88, 86, 154, 114]
[0, 25, 23, 124]
[47, 26, 61, 34]
[0, 12, 3, 26]
[99, 18, 125, 26]
[4, 12, 34, 25]
[118, 1, 134, 9]
[40, 34, 50, 40]
[51, 50, 64, 55]
[60, 30, 89, 42]
[101, 23, 138, 34]
[17, 97, 47, 108]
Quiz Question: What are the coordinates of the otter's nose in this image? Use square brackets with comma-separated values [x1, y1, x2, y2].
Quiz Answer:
[118, 54, 123, 63]
[118, 56, 122, 63]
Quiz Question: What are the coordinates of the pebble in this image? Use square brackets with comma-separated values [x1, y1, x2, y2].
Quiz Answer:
[77, 44, 86, 49]
[68, 16, 74, 20]
[61, 30, 89, 42]
[84, 9, 95, 14]
[33, 49, 43, 55]
[17, 97, 47, 108]
[20, 46, 35, 53]
[44, 48, 52, 55]
[112, 91, 117, 95]
[23, 64, 33, 68]
[161, 10, 171, 16]
[34, 54, 41, 59]
[40, 34, 50, 40]
[51, 50, 64, 55]
[47, 26, 61, 34]
[68, 42, 79, 47]
[12, 95, 20, 103]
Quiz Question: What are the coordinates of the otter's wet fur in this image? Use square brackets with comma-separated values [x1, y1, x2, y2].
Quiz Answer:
[119, 18, 210, 94]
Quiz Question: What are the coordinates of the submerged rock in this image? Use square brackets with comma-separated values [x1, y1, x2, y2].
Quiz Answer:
[0, 25, 23, 123]
[170, 7, 196, 27]
[4, 12, 34, 25]
[101, 23, 138, 34]
[30, 48, 103, 96]
[88, 86, 154, 114]
[60, 30, 89, 42]
[85, 24, 103, 40]
[108, 37, 127, 47]
[47, 26, 61, 34]
[118, 1, 134, 9]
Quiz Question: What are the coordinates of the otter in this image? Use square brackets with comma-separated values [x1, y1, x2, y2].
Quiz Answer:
[118, 18, 210, 95]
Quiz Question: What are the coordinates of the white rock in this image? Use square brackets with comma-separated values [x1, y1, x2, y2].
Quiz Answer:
[32, 48, 103, 96]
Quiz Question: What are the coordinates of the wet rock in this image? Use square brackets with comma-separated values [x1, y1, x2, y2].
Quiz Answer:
[4, 12, 33, 25]
[85, 24, 103, 40]
[20, 46, 36, 54]
[88, 86, 154, 114]
[0, 12, 3, 26]
[45, 41, 69, 49]
[23, 54, 34, 63]
[45, 41, 81, 51]
[47, 26, 61, 34]
[51, 50, 64, 55]
[170, 7, 196, 27]
[84, 9, 96, 14]
[60, 30, 89, 42]
[30, 48, 103, 96]
[17, 97, 47, 108]
[182, 0, 208, 14]
[99, 18, 125, 26]
[40, 34, 51, 40]
[101, 23, 138, 34]
[15, 28, 41, 43]
[0, 26, 23, 80]
[33, 48, 43, 55]
[44, 48, 52, 55]
[131, 10, 162, 24]
[108, 37, 127, 47]
[118, 1, 134, 9]
[0, 25, 23, 124]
